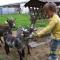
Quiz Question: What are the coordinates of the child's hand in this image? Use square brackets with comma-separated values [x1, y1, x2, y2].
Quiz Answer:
[31, 31, 38, 38]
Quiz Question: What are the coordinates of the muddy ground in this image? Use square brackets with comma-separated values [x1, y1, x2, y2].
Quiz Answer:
[0, 31, 60, 60]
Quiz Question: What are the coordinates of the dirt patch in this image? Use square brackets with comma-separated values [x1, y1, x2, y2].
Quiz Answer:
[0, 31, 60, 60]
[0, 43, 50, 60]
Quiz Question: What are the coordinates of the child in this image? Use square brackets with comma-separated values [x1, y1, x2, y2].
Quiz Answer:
[34, 2, 60, 60]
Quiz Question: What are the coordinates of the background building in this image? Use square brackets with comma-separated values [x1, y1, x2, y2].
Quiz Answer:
[0, 2, 29, 15]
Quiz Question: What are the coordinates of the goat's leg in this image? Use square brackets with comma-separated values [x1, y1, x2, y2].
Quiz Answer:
[3, 34, 10, 55]
[4, 42, 10, 55]
[0, 37, 3, 43]
[22, 48, 25, 57]
[0, 37, 1, 46]
[27, 44, 31, 55]
[18, 50, 23, 60]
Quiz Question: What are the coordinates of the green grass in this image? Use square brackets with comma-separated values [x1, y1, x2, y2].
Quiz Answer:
[36, 19, 48, 27]
[0, 13, 48, 30]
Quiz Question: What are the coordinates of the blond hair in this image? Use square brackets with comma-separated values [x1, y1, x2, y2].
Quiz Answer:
[43, 2, 57, 13]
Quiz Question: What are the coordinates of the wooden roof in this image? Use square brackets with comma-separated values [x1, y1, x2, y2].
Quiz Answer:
[0, 3, 20, 7]
[25, 0, 60, 7]
[25, 0, 46, 7]
[40, 0, 60, 2]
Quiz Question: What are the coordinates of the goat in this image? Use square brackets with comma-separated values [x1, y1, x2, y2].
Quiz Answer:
[0, 18, 15, 44]
[3, 27, 35, 60]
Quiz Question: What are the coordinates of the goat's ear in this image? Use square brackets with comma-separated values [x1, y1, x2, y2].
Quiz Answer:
[5, 21, 8, 24]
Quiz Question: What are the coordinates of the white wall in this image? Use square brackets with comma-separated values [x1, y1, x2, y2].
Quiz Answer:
[39, 0, 60, 2]
[0, 7, 16, 14]
[20, 3, 29, 14]
[2, 7, 16, 14]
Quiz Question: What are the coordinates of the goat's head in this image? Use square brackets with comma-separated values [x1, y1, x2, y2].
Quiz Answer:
[5, 17, 15, 28]
[17, 27, 36, 39]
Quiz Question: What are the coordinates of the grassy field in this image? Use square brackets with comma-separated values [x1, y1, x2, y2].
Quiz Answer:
[0, 13, 48, 29]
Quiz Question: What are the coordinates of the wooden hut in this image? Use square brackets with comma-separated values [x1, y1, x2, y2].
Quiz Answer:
[25, 0, 60, 20]
[24, 0, 46, 26]
[24, 0, 60, 28]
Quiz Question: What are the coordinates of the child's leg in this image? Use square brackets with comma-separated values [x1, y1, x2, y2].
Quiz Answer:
[49, 40, 58, 60]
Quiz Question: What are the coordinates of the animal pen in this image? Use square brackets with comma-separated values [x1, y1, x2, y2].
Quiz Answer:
[0, 0, 60, 60]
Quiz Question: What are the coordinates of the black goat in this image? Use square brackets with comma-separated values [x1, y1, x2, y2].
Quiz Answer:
[0, 18, 15, 43]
